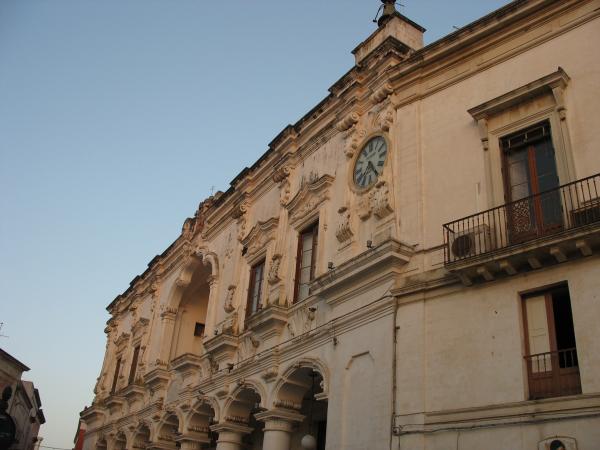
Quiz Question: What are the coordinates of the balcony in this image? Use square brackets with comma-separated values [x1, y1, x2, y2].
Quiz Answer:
[525, 348, 581, 399]
[443, 174, 600, 284]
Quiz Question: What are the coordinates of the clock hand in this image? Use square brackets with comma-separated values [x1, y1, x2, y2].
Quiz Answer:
[367, 160, 377, 174]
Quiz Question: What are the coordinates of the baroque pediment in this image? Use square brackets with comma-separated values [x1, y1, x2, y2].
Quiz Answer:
[240, 217, 279, 261]
[286, 174, 334, 228]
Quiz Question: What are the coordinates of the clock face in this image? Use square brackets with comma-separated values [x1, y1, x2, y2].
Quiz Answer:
[353, 136, 388, 188]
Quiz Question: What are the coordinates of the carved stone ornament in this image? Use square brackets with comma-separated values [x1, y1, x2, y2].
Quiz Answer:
[114, 332, 131, 353]
[371, 83, 393, 104]
[358, 180, 394, 221]
[336, 111, 360, 132]
[131, 317, 149, 341]
[261, 366, 279, 383]
[286, 174, 334, 228]
[342, 125, 367, 159]
[231, 199, 250, 241]
[376, 104, 394, 132]
[217, 312, 239, 335]
[268, 253, 282, 285]
[224, 285, 236, 313]
[240, 217, 279, 261]
[370, 180, 394, 219]
[237, 333, 260, 361]
[287, 307, 316, 338]
[273, 166, 292, 206]
[335, 206, 353, 243]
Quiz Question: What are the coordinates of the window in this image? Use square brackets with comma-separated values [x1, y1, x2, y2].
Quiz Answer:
[294, 221, 319, 303]
[128, 346, 140, 385]
[522, 284, 581, 399]
[194, 322, 205, 337]
[246, 260, 265, 319]
[501, 121, 563, 242]
[111, 357, 121, 393]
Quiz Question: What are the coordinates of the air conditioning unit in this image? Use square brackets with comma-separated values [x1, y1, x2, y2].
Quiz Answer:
[448, 224, 493, 262]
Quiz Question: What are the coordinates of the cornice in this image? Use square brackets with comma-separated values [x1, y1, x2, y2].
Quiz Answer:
[387, 0, 597, 108]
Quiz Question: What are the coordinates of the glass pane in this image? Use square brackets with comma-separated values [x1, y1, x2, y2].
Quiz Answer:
[300, 266, 311, 284]
[298, 284, 309, 301]
[302, 249, 313, 267]
[302, 233, 313, 252]
[511, 182, 530, 201]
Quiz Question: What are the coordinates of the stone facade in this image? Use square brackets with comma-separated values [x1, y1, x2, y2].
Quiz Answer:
[80, 1, 600, 449]
[0, 349, 45, 450]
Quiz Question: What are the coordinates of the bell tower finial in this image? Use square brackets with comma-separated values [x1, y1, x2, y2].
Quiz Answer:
[378, 0, 398, 27]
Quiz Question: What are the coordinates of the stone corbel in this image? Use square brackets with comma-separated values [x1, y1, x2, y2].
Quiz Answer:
[552, 85, 567, 121]
[335, 206, 353, 243]
[376, 104, 394, 132]
[231, 200, 250, 242]
[273, 166, 292, 206]
[476, 118, 489, 151]
[371, 83, 393, 104]
[336, 111, 360, 132]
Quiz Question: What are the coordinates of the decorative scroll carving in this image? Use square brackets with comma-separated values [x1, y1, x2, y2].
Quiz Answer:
[131, 317, 149, 341]
[261, 366, 279, 383]
[217, 312, 239, 335]
[240, 217, 279, 261]
[114, 332, 131, 352]
[268, 254, 282, 285]
[358, 181, 394, 221]
[231, 200, 250, 241]
[286, 174, 334, 228]
[336, 111, 360, 132]
[238, 333, 260, 361]
[376, 104, 394, 132]
[370, 181, 394, 219]
[224, 285, 236, 313]
[342, 125, 367, 159]
[182, 196, 215, 240]
[287, 307, 316, 338]
[371, 83, 393, 104]
[335, 206, 353, 243]
[358, 195, 372, 221]
[273, 166, 292, 206]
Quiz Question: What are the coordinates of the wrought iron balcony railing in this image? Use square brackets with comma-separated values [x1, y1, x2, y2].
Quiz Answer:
[524, 348, 581, 399]
[443, 173, 600, 264]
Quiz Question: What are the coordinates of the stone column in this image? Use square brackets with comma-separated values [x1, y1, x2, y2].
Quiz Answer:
[210, 423, 253, 450]
[157, 307, 178, 363]
[255, 409, 305, 450]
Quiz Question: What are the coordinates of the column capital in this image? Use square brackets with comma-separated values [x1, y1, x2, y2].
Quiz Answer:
[254, 408, 305, 433]
[210, 421, 253, 436]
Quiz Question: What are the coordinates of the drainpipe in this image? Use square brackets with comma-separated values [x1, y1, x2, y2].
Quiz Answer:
[390, 295, 399, 450]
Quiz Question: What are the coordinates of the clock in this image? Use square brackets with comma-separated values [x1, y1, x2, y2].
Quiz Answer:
[353, 136, 388, 189]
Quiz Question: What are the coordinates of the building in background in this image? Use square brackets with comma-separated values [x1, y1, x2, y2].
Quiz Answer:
[0, 349, 45, 450]
[80, 1, 600, 449]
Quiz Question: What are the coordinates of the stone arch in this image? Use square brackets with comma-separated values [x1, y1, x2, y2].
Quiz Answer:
[164, 248, 219, 361]
[112, 430, 128, 450]
[186, 396, 221, 428]
[94, 435, 107, 450]
[271, 358, 330, 450]
[272, 357, 330, 406]
[131, 422, 151, 450]
[223, 382, 266, 424]
[156, 411, 181, 444]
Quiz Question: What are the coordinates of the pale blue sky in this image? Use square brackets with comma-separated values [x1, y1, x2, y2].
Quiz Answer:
[0, 1, 509, 447]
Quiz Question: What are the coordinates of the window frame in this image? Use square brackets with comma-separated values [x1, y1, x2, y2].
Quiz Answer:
[294, 221, 319, 304]
[521, 283, 580, 399]
[246, 259, 265, 319]
[128, 345, 141, 385]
